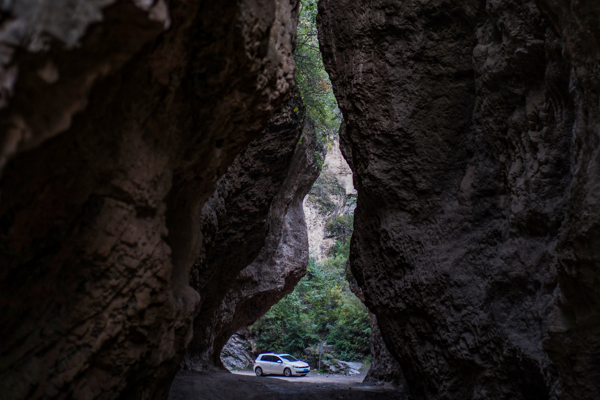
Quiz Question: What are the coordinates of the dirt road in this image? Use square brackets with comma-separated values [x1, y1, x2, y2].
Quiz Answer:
[232, 370, 369, 384]
[168, 370, 407, 400]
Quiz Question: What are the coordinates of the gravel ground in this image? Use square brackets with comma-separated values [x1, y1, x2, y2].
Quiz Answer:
[168, 370, 407, 400]
[232, 370, 367, 384]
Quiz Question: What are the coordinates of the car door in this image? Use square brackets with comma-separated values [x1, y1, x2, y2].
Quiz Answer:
[259, 355, 271, 374]
[259, 355, 272, 374]
[271, 356, 284, 375]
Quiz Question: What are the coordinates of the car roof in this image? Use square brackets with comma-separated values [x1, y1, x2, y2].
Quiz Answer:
[258, 353, 291, 356]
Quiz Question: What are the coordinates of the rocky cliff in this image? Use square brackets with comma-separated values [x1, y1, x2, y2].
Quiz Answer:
[318, 0, 600, 399]
[304, 132, 356, 262]
[364, 313, 406, 387]
[182, 93, 321, 371]
[0, 1, 300, 399]
[347, 260, 404, 387]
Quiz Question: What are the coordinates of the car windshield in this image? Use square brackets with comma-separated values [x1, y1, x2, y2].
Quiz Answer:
[281, 355, 298, 361]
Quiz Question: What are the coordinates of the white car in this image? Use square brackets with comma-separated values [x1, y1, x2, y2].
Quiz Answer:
[253, 353, 311, 377]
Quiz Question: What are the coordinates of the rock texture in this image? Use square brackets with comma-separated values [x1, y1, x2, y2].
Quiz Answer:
[219, 332, 255, 371]
[319, 0, 600, 399]
[183, 96, 321, 371]
[347, 259, 404, 387]
[0, 1, 300, 400]
[304, 131, 356, 262]
[363, 313, 406, 387]
[323, 134, 356, 196]
[533, 2, 600, 399]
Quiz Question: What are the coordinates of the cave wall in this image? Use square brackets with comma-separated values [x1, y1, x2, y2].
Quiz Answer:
[206, 122, 321, 368]
[0, 1, 300, 399]
[182, 94, 320, 371]
[318, 0, 600, 399]
[533, 2, 600, 398]
[346, 252, 405, 387]
[364, 313, 406, 387]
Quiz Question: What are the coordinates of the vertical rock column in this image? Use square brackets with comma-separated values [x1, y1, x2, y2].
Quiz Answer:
[183, 94, 322, 371]
[319, 0, 600, 399]
[534, 2, 600, 399]
[0, 1, 300, 399]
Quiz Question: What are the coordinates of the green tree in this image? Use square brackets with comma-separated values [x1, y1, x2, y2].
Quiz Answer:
[295, 0, 340, 149]
[250, 226, 370, 362]
[248, 0, 368, 366]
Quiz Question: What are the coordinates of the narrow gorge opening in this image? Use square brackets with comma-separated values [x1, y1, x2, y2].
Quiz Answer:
[219, 131, 368, 375]
[1, 1, 599, 400]
[215, 0, 374, 379]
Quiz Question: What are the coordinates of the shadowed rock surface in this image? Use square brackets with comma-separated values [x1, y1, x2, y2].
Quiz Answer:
[0, 1, 300, 399]
[346, 256, 404, 387]
[318, 0, 600, 399]
[183, 95, 321, 371]
[363, 313, 406, 387]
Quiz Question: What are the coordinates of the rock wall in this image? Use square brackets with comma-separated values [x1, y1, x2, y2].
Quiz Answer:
[347, 262, 404, 387]
[0, 1, 300, 400]
[219, 332, 255, 371]
[533, 2, 600, 398]
[304, 132, 356, 262]
[183, 93, 320, 371]
[318, 0, 600, 399]
[363, 313, 406, 387]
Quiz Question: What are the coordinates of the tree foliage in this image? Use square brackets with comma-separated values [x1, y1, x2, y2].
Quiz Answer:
[295, 0, 340, 149]
[325, 215, 354, 242]
[248, 0, 367, 366]
[250, 234, 370, 362]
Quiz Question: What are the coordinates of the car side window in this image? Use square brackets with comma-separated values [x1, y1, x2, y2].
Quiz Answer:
[264, 356, 273, 362]
[260, 355, 269, 362]
[274, 357, 282, 363]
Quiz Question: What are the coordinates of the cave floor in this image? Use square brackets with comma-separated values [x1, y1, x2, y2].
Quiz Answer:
[168, 370, 407, 400]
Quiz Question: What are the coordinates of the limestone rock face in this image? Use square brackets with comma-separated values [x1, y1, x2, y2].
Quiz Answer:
[183, 96, 320, 371]
[304, 131, 356, 262]
[318, 0, 600, 399]
[0, 1, 299, 400]
[219, 332, 255, 371]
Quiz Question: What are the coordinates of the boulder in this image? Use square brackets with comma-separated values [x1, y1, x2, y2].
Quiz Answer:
[220, 333, 255, 371]
[337, 361, 363, 376]
[320, 359, 363, 375]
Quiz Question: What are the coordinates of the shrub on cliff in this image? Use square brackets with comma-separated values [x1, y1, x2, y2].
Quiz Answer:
[295, 0, 340, 149]
[307, 173, 346, 214]
[325, 215, 353, 241]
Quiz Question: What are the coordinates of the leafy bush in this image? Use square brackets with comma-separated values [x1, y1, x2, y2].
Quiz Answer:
[295, 0, 340, 150]
[325, 214, 353, 241]
[327, 292, 370, 360]
[308, 174, 346, 214]
[250, 237, 370, 362]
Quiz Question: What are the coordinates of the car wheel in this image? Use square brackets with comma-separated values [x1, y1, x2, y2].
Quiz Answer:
[255, 367, 263, 377]
[284, 368, 292, 377]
